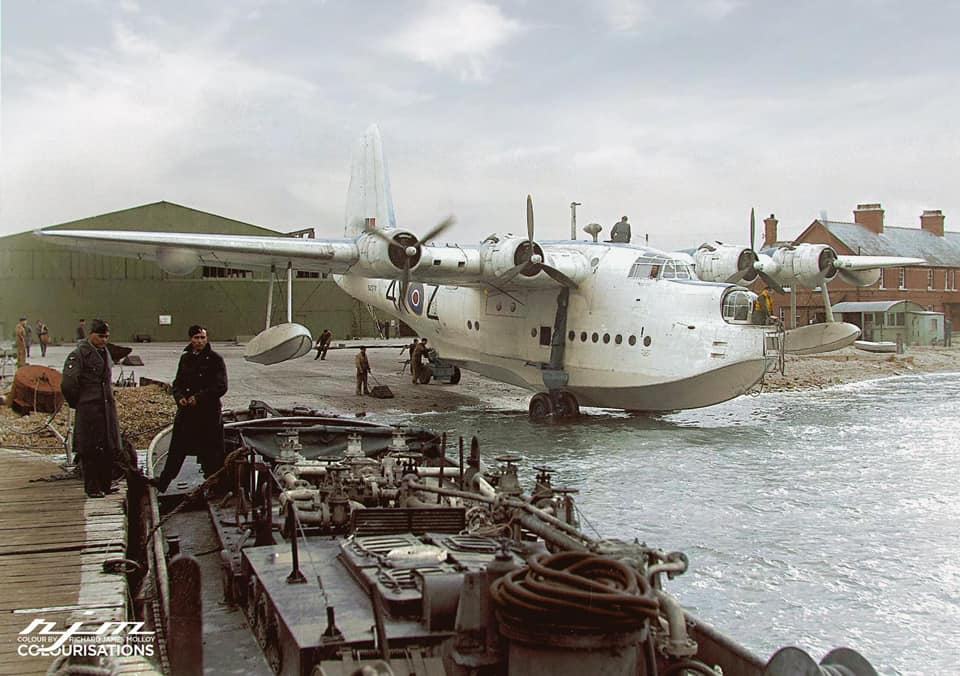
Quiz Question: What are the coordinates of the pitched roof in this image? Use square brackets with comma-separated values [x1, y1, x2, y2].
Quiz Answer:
[832, 300, 918, 313]
[819, 220, 960, 267]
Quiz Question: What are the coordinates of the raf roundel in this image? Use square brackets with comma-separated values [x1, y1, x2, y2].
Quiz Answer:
[406, 282, 425, 315]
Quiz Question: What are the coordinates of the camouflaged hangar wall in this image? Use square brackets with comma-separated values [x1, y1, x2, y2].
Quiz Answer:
[0, 202, 384, 345]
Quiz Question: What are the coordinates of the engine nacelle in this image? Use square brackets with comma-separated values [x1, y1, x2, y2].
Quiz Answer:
[693, 244, 758, 283]
[767, 244, 837, 288]
[356, 229, 422, 277]
[480, 235, 545, 278]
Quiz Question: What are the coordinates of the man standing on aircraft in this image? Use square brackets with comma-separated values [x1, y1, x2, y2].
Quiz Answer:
[314, 328, 333, 360]
[152, 325, 228, 492]
[611, 216, 632, 243]
[355, 346, 371, 395]
[755, 287, 774, 324]
[76, 319, 86, 343]
[61, 319, 121, 498]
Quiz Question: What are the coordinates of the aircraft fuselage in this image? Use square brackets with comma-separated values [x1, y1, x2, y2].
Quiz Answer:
[337, 243, 775, 411]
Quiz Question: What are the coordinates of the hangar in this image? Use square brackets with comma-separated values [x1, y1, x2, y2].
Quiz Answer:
[0, 202, 386, 345]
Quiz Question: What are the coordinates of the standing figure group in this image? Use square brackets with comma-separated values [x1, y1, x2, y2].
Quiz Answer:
[410, 338, 429, 384]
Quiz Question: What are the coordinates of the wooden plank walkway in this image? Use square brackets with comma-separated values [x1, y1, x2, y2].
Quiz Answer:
[0, 449, 160, 675]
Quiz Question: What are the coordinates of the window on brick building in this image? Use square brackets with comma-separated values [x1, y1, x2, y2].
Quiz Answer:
[879, 269, 885, 290]
[928, 269, 935, 290]
[898, 267, 906, 290]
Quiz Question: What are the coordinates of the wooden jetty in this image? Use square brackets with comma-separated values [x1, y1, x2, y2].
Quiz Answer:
[0, 448, 159, 675]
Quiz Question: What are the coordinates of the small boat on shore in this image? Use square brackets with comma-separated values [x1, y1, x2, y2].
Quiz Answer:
[854, 340, 898, 353]
[116, 402, 877, 676]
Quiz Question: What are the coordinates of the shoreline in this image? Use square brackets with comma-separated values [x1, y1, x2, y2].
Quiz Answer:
[3, 344, 959, 453]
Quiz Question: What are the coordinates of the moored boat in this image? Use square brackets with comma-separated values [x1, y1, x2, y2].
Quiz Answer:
[119, 402, 877, 676]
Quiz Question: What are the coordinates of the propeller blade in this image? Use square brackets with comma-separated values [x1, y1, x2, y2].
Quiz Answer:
[419, 215, 455, 245]
[497, 260, 530, 285]
[526, 195, 535, 243]
[398, 257, 412, 312]
[542, 264, 579, 289]
[369, 228, 407, 253]
[757, 271, 785, 295]
[750, 207, 756, 251]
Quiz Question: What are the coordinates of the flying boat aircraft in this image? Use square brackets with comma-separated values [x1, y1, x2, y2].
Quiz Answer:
[686, 210, 925, 354]
[42, 126, 803, 419]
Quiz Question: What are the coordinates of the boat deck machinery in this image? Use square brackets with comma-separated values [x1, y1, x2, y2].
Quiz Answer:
[132, 402, 878, 676]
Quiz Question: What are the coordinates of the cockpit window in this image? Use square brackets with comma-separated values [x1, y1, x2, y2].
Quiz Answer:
[628, 255, 695, 280]
[722, 288, 757, 324]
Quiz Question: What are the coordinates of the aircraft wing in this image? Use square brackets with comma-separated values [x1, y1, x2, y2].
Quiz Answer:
[36, 229, 360, 275]
[833, 255, 926, 270]
[36, 228, 592, 289]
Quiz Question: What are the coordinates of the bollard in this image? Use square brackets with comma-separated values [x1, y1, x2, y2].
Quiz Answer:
[169, 554, 203, 676]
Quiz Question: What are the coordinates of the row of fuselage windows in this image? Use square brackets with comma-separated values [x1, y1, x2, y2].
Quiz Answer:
[566, 330, 652, 347]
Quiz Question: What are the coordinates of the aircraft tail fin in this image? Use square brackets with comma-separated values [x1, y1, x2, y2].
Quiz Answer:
[344, 124, 398, 237]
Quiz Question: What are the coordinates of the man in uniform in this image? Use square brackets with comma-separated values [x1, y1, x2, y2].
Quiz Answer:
[610, 216, 632, 244]
[411, 338, 429, 384]
[76, 319, 87, 343]
[61, 319, 121, 498]
[152, 325, 228, 492]
[24, 320, 33, 358]
[36, 319, 49, 357]
[15, 317, 28, 369]
[355, 346, 371, 395]
[314, 328, 333, 360]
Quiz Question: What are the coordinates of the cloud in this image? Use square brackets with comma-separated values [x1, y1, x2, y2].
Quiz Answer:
[1, 18, 324, 233]
[600, 0, 652, 32]
[385, 1, 523, 80]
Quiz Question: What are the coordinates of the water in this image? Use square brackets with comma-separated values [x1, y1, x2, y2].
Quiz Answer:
[385, 373, 960, 675]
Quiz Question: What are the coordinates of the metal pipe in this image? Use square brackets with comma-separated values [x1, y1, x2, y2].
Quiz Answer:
[266, 265, 275, 330]
[473, 474, 497, 499]
[570, 202, 581, 240]
[286, 263, 293, 323]
[405, 479, 594, 544]
[516, 512, 589, 552]
[458, 436, 464, 489]
[655, 589, 696, 658]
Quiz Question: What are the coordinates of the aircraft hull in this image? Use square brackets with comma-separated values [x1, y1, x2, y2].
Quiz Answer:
[337, 271, 774, 412]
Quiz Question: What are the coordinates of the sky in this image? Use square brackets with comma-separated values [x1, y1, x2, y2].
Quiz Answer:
[1, 0, 958, 250]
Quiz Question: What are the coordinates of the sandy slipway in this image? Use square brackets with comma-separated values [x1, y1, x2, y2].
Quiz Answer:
[3, 342, 960, 451]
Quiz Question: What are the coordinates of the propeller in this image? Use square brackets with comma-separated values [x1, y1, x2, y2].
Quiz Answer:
[497, 195, 579, 289]
[370, 216, 454, 310]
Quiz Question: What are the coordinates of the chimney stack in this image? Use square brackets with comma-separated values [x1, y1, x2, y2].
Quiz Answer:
[763, 214, 778, 246]
[920, 209, 945, 237]
[853, 203, 884, 234]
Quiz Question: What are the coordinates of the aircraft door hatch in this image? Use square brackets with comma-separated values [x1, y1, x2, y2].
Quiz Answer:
[539, 326, 552, 346]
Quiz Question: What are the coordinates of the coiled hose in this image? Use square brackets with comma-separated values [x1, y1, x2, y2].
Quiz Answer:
[489, 551, 659, 630]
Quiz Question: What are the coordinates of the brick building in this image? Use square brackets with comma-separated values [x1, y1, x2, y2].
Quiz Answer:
[761, 203, 960, 328]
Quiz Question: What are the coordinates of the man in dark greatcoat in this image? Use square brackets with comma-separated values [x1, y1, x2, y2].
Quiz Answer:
[61, 319, 121, 498]
[152, 325, 228, 492]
